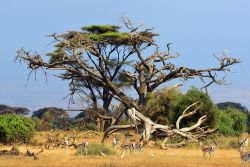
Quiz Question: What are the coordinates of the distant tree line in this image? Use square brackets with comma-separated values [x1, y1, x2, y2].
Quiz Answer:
[0, 104, 29, 115]
[0, 105, 97, 132]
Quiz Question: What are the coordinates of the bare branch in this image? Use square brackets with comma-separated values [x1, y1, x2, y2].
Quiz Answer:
[176, 101, 202, 130]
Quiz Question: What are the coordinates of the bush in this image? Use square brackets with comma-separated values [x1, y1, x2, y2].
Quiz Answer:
[218, 111, 235, 136]
[218, 108, 247, 136]
[76, 143, 116, 156]
[0, 114, 36, 143]
[174, 87, 218, 128]
[141, 87, 182, 125]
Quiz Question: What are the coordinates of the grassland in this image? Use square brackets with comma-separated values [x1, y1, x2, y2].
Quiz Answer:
[0, 131, 244, 167]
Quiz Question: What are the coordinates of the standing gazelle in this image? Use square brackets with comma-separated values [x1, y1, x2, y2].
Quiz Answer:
[120, 141, 143, 158]
[112, 138, 119, 149]
[238, 135, 250, 167]
[79, 141, 89, 156]
[120, 141, 133, 158]
[64, 136, 69, 155]
[199, 142, 215, 159]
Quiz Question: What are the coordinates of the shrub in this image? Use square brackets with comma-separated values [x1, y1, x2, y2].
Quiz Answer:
[218, 112, 235, 136]
[141, 87, 182, 125]
[218, 108, 247, 136]
[174, 87, 218, 128]
[76, 143, 116, 156]
[0, 114, 36, 143]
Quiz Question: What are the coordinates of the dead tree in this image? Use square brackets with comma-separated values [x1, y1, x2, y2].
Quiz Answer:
[16, 17, 239, 144]
[102, 102, 217, 144]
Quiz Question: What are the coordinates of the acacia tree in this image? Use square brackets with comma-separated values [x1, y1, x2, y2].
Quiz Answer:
[16, 18, 239, 145]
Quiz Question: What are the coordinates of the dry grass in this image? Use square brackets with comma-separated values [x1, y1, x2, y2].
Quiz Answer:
[0, 147, 242, 167]
[0, 131, 244, 167]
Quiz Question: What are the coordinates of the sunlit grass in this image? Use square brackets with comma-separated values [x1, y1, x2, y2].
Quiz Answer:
[0, 131, 244, 167]
[0, 146, 242, 167]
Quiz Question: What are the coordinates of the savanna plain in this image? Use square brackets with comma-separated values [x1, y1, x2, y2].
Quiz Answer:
[0, 131, 243, 167]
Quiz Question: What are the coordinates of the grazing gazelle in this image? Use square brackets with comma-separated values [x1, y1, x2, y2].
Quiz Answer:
[238, 135, 250, 167]
[199, 142, 215, 159]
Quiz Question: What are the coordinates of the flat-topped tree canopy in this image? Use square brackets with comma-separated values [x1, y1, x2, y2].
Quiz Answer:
[82, 25, 120, 34]
[57, 24, 159, 46]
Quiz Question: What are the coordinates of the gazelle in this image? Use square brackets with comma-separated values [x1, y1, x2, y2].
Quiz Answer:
[64, 137, 69, 149]
[120, 140, 143, 158]
[63, 137, 69, 155]
[199, 142, 215, 159]
[79, 141, 89, 156]
[138, 142, 144, 151]
[120, 142, 132, 158]
[238, 135, 250, 167]
[112, 138, 119, 149]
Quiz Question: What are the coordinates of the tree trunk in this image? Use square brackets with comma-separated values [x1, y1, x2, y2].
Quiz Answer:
[100, 120, 105, 132]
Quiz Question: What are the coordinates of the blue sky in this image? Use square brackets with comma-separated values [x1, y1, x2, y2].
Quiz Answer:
[0, 0, 250, 111]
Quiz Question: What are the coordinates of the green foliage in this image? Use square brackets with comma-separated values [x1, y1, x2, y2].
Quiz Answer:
[82, 25, 120, 33]
[218, 108, 247, 136]
[31, 117, 40, 130]
[46, 47, 67, 64]
[0, 114, 36, 143]
[86, 32, 131, 44]
[141, 87, 182, 125]
[80, 24, 157, 45]
[174, 87, 218, 128]
[81, 24, 131, 44]
[247, 113, 250, 133]
[76, 143, 116, 156]
[218, 112, 235, 136]
[217, 102, 250, 133]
